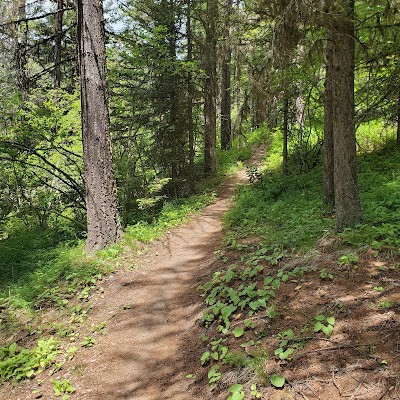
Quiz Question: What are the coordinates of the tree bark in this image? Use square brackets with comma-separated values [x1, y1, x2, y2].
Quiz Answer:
[282, 96, 289, 176]
[397, 92, 400, 143]
[54, 0, 64, 89]
[77, 0, 122, 251]
[323, 27, 335, 207]
[220, 0, 232, 150]
[14, 0, 28, 97]
[203, 0, 218, 175]
[332, 0, 361, 230]
[187, 2, 195, 191]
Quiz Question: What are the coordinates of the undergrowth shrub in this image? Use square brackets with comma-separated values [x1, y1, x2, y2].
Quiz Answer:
[225, 134, 400, 252]
[0, 338, 59, 384]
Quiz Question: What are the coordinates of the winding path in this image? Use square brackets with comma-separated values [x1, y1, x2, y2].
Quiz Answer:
[67, 146, 264, 400]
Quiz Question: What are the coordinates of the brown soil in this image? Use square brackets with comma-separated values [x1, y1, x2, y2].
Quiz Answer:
[1, 144, 399, 400]
[0, 146, 265, 400]
[209, 247, 400, 400]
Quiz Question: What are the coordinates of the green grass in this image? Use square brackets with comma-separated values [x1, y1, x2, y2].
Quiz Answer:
[0, 231, 110, 310]
[0, 131, 268, 314]
[339, 142, 400, 249]
[224, 131, 400, 252]
[224, 167, 333, 251]
[0, 193, 216, 312]
[217, 127, 270, 175]
[125, 192, 216, 243]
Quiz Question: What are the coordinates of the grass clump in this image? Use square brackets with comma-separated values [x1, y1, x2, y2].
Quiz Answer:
[225, 132, 400, 252]
[0, 231, 111, 311]
[224, 167, 333, 251]
[125, 192, 216, 243]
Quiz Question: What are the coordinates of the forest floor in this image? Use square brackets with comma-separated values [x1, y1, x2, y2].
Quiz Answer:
[1, 143, 399, 400]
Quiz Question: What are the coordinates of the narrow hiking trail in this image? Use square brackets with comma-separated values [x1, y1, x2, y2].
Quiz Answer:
[56, 146, 267, 400]
[68, 146, 266, 400]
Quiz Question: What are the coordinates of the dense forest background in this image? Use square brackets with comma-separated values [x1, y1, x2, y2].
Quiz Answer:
[0, 0, 398, 248]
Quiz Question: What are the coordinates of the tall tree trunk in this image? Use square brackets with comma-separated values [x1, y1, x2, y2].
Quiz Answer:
[282, 96, 289, 176]
[77, 0, 122, 251]
[220, 0, 232, 150]
[187, 2, 195, 191]
[323, 27, 335, 207]
[397, 92, 400, 143]
[54, 0, 64, 89]
[203, 0, 218, 175]
[167, 7, 179, 197]
[14, 0, 28, 97]
[332, 0, 361, 230]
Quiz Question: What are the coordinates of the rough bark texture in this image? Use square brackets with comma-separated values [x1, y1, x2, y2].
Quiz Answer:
[323, 27, 335, 207]
[332, 0, 361, 231]
[220, 0, 232, 150]
[54, 0, 63, 89]
[203, 0, 218, 176]
[282, 96, 289, 176]
[397, 92, 400, 143]
[77, 0, 122, 251]
[187, 3, 195, 191]
[14, 0, 28, 97]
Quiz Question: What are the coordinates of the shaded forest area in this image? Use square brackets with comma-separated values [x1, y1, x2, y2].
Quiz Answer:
[0, 0, 399, 398]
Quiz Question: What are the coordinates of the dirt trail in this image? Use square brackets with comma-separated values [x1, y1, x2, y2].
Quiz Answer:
[66, 146, 267, 400]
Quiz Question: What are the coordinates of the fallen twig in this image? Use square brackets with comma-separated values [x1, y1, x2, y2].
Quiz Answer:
[332, 370, 342, 396]
[349, 373, 367, 400]
[296, 344, 366, 356]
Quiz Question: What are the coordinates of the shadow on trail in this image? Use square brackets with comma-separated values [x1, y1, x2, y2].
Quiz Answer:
[76, 185, 237, 400]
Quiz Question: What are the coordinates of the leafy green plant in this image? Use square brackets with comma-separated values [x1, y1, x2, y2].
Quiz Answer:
[201, 338, 230, 365]
[227, 383, 245, 400]
[339, 253, 359, 267]
[92, 321, 107, 334]
[0, 338, 59, 383]
[377, 300, 393, 309]
[52, 378, 75, 399]
[207, 365, 222, 386]
[274, 329, 295, 360]
[232, 326, 245, 338]
[270, 373, 285, 388]
[319, 268, 333, 280]
[80, 337, 96, 348]
[250, 383, 262, 398]
[69, 304, 90, 324]
[313, 315, 335, 336]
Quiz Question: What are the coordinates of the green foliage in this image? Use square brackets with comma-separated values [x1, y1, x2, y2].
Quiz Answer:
[217, 128, 270, 176]
[0, 338, 59, 384]
[225, 134, 400, 252]
[250, 384, 262, 398]
[338, 144, 400, 249]
[0, 89, 84, 232]
[125, 192, 216, 243]
[0, 230, 108, 311]
[197, 249, 313, 388]
[313, 315, 335, 336]
[274, 329, 295, 360]
[319, 269, 333, 280]
[270, 373, 285, 388]
[52, 378, 75, 399]
[227, 384, 245, 400]
[80, 337, 96, 348]
[224, 164, 332, 250]
[207, 365, 221, 386]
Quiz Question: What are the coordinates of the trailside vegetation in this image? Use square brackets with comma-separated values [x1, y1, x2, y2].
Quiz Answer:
[0, 0, 399, 397]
